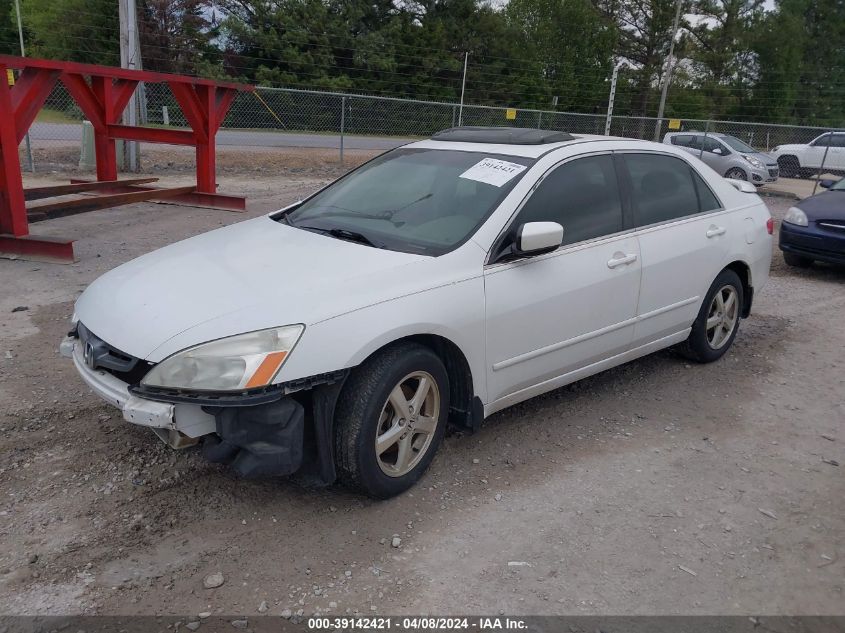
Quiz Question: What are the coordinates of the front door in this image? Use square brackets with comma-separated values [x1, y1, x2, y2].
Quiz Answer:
[484, 154, 641, 406]
[697, 136, 731, 174]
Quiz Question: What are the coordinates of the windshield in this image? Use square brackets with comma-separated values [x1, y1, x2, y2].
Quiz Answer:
[720, 135, 758, 153]
[283, 148, 535, 255]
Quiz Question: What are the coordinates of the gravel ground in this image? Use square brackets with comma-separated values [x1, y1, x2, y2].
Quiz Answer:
[0, 164, 843, 617]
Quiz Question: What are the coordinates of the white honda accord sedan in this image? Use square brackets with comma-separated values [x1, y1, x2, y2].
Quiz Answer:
[62, 127, 773, 498]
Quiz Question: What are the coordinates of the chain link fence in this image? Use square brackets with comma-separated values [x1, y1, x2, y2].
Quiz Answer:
[22, 83, 845, 178]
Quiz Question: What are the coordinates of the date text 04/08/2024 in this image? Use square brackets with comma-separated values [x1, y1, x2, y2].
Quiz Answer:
[306, 617, 528, 630]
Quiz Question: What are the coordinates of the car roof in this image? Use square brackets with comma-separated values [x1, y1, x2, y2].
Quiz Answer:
[407, 131, 636, 159]
[432, 127, 575, 145]
[667, 131, 730, 138]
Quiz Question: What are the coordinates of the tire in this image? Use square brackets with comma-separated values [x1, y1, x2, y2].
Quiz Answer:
[725, 167, 747, 181]
[783, 251, 813, 268]
[334, 342, 449, 498]
[680, 269, 744, 363]
[777, 156, 800, 178]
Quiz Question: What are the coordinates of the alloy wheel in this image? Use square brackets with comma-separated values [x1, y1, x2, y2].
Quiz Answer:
[706, 285, 739, 350]
[375, 371, 441, 477]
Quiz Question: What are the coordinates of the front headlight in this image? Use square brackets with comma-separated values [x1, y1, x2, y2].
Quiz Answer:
[783, 207, 809, 227]
[141, 325, 304, 391]
[742, 154, 763, 168]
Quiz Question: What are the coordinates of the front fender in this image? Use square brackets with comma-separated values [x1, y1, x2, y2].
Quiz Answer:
[277, 276, 488, 403]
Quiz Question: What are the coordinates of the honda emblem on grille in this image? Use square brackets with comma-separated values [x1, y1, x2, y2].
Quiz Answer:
[83, 342, 95, 369]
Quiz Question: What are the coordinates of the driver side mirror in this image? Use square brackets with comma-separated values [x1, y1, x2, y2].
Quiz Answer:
[711, 147, 723, 155]
[819, 179, 836, 189]
[515, 222, 564, 256]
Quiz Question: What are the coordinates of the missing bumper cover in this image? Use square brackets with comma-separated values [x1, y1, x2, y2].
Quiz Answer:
[204, 398, 305, 478]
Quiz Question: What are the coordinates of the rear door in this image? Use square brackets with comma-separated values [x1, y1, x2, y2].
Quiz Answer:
[484, 153, 641, 406]
[669, 134, 698, 157]
[618, 152, 729, 348]
[803, 134, 832, 170]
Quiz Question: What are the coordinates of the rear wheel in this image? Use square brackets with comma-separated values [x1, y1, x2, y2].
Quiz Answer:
[680, 269, 743, 363]
[783, 251, 813, 268]
[334, 342, 449, 498]
[725, 167, 747, 181]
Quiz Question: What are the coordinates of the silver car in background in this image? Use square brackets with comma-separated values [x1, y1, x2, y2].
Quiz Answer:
[664, 132, 779, 185]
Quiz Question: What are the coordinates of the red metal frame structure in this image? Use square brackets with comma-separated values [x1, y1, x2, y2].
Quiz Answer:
[0, 55, 254, 262]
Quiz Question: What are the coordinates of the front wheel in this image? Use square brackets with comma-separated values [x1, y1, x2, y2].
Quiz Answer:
[334, 342, 449, 498]
[680, 269, 743, 363]
[725, 167, 748, 181]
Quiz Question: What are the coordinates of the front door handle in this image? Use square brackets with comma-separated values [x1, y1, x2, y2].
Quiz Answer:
[607, 253, 638, 269]
[706, 225, 727, 238]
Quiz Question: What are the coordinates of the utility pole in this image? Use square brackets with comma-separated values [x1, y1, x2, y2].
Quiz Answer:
[118, 0, 141, 171]
[605, 61, 629, 136]
[458, 52, 468, 127]
[654, 0, 683, 141]
[13, 0, 35, 173]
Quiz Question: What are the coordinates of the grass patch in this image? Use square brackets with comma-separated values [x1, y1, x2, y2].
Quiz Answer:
[36, 109, 82, 124]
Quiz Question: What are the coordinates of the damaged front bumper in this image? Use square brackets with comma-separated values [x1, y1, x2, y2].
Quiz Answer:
[61, 334, 348, 483]
[60, 335, 216, 445]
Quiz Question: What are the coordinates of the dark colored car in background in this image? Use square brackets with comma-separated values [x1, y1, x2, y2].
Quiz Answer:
[780, 178, 845, 267]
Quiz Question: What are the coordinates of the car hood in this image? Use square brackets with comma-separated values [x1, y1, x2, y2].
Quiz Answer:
[74, 216, 434, 361]
[772, 144, 803, 153]
[797, 191, 845, 220]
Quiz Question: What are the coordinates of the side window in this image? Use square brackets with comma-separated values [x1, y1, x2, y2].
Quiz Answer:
[672, 135, 693, 147]
[832, 134, 845, 148]
[624, 153, 709, 226]
[702, 137, 726, 154]
[811, 135, 831, 147]
[516, 155, 623, 246]
[690, 169, 721, 212]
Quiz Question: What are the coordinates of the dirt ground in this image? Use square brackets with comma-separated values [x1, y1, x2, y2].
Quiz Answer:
[0, 154, 843, 618]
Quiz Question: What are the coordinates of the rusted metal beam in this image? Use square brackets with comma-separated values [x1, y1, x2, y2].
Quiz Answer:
[11, 68, 62, 143]
[0, 55, 253, 263]
[107, 124, 197, 145]
[0, 55, 254, 92]
[27, 186, 197, 221]
[158, 191, 247, 211]
[24, 178, 159, 201]
[68, 179, 247, 211]
[0, 233, 76, 263]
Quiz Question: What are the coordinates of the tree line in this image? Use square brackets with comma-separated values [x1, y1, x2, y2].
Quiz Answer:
[1, 0, 843, 126]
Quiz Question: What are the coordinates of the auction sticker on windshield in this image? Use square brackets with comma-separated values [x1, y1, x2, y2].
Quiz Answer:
[459, 158, 527, 187]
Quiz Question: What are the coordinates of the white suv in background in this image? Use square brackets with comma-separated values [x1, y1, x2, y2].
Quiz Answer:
[62, 127, 773, 498]
[771, 132, 845, 178]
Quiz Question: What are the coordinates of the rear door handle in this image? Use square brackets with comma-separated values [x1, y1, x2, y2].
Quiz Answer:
[607, 253, 638, 269]
[706, 225, 727, 238]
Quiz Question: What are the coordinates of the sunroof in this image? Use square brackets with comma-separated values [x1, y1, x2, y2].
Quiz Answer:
[431, 126, 575, 145]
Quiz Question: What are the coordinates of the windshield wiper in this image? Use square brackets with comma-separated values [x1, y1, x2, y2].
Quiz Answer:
[298, 226, 384, 248]
[313, 210, 401, 224]
[301, 194, 434, 227]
